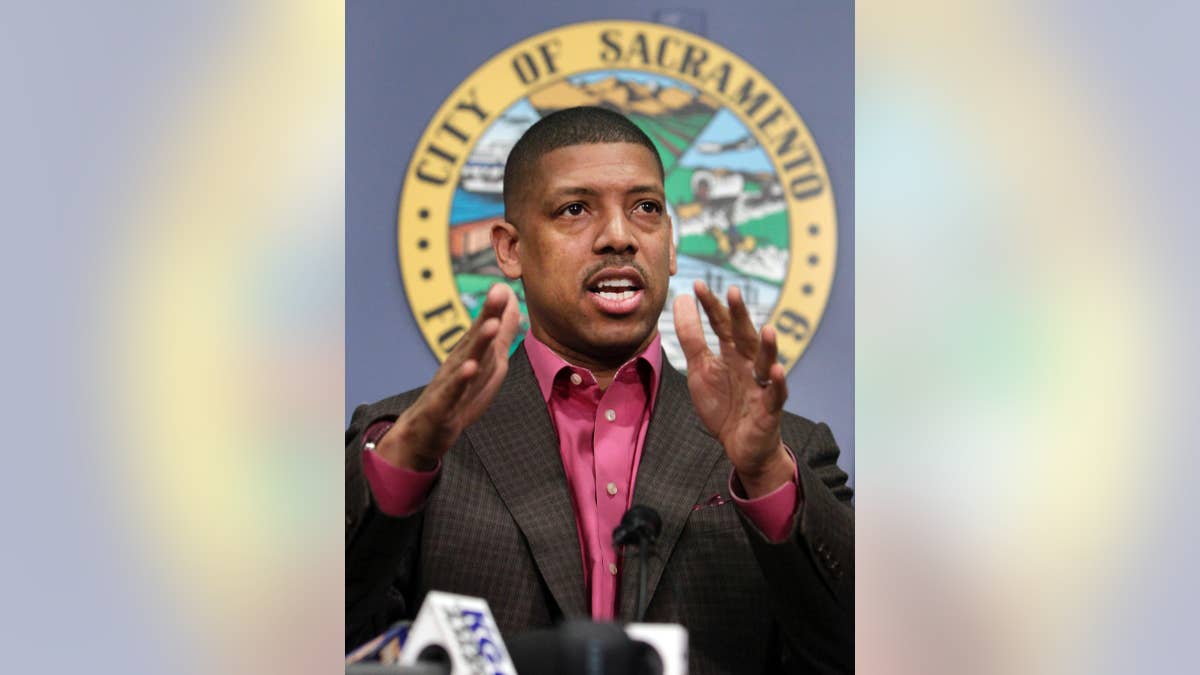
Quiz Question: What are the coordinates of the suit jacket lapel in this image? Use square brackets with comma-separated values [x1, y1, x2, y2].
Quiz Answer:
[620, 355, 727, 621]
[463, 343, 588, 619]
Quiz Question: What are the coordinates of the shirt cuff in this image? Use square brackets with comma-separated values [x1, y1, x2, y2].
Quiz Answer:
[729, 446, 801, 543]
[362, 447, 440, 517]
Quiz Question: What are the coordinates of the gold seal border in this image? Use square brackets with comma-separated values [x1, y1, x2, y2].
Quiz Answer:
[398, 20, 838, 369]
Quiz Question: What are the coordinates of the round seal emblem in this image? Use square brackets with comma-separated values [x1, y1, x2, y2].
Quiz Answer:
[399, 20, 837, 372]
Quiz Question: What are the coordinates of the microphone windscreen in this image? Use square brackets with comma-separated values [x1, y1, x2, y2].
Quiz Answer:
[614, 504, 663, 546]
[627, 505, 662, 537]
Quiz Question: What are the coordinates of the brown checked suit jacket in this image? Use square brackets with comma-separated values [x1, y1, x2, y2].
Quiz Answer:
[345, 344, 854, 674]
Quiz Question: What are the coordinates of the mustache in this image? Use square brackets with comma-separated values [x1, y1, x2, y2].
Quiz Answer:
[581, 257, 649, 283]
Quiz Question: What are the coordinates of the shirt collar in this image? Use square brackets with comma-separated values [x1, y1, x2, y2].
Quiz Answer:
[523, 330, 663, 403]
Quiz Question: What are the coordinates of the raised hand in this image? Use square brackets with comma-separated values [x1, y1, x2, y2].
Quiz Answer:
[673, 280, 795, 497]
[375, 283, 521, 471]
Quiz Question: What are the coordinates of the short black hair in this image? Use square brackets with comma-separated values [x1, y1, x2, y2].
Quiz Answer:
[502, 106, 664, 222]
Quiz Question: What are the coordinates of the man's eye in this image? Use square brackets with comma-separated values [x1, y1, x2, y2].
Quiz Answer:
[637, 201, 662, 214]
[562, 203, 585, 216]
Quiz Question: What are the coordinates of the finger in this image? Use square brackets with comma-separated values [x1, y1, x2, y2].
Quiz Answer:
[470, 287, 519, 384]
[693, 281, 735, 350]
[458, 319, 512, 403]
[727, 286, 760, 359]
[672, 293, 711, 364]
[753, 323, 779, 382]
[760, 362, 789, 413]
[472, 286, 520, 385]
[425, 357, 480, 415]
[478, 282, 512, 322]
[460, 284, 509, 344]
[446, 284, 510, 363]
[494, 284, 522, 348]
[467, 317, 501, 362]
[439, 318, 499, 401]
[759, 325, 788, 412]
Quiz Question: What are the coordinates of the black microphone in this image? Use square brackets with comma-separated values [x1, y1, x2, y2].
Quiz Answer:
[508, 620, 662, 675]
[613, 505, 662, 621]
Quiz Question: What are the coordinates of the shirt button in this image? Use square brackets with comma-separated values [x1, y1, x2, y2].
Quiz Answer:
[605, 409, 616, 422]
[570, 372, 582, 385]
[609, 563, 618, 575]
[606, 482, 618, 496]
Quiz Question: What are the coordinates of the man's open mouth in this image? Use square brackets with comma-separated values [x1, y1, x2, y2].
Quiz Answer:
[590, 278, 641, 300]
[585, 269, 646, 315]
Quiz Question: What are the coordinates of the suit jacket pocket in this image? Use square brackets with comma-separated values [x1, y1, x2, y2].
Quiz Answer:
[684, 499, 746, 538]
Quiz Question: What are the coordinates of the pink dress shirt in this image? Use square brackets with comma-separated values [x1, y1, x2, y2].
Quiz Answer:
[362, 333, 800, 619]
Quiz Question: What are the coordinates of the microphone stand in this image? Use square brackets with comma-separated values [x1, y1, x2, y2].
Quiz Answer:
[613, 505, 662, 623]
[636, 535, 651, 621]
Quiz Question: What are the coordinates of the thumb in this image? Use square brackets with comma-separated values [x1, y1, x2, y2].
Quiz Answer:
[673, 294, 709, 365]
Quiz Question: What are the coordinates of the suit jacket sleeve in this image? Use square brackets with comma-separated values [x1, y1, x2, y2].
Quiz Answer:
[344, 396, 427, 652]
[739, 416, 854, 672]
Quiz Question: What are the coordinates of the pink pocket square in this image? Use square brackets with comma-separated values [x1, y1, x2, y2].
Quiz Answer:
[692, 493, 732, 511]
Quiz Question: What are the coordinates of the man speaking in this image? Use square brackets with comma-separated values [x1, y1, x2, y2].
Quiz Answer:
[346, 107, 853, 673]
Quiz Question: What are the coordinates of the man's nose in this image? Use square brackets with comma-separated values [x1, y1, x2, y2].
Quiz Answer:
[594, 211, 637, 255]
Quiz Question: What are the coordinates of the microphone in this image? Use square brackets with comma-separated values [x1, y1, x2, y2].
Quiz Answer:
[612, 507, 688, 673]
[399, 590, 517, 675]
[508, 620, 663, 675]
[613, 505, 662, 547]
[613, 505, 662, 621]
[345, 620, 412, 665]
[624, 622, 688, 675]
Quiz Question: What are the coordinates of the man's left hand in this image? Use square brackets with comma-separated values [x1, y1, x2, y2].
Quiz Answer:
[673, 281, 796, 498]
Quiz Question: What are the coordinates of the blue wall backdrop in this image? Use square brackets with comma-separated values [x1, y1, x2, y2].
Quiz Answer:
[347, 1, 854, 486]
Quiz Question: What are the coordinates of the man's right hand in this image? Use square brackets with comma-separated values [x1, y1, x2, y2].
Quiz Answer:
[374, 283, 522, 471]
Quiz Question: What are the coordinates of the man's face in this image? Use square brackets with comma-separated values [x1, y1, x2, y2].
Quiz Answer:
[495, 142, 677, 365]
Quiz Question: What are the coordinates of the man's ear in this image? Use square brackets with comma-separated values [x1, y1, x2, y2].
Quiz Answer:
[492, 220, 522, 279]
[667, 213, 677, 276]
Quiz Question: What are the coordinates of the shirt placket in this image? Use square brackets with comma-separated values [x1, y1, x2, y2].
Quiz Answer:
[593, 367, 642, 617]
